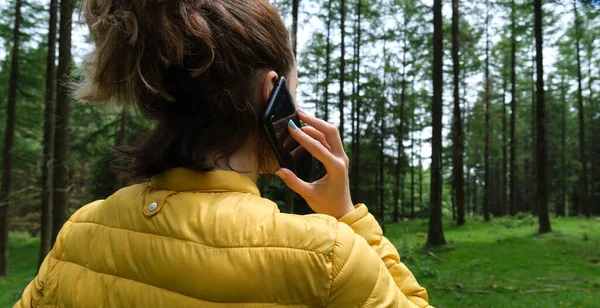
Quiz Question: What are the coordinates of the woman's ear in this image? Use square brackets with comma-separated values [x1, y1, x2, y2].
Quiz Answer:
[261, 71, 279, 104]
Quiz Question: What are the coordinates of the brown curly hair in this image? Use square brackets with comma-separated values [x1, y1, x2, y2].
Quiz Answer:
[75, 0, 294, 180]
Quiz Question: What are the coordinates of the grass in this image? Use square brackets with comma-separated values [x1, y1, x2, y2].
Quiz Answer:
[0, 232, 40, 307]
[386, 216, 600, 308]
[0, 216, 599, 307]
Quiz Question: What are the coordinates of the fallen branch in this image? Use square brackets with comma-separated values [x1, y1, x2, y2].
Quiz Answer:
[519, 288, 555, 294]
[433, 287, 491, 294]
[535, 277, 598, 284]
[427, 251, 447, 262]
[533, 283, 592, 293]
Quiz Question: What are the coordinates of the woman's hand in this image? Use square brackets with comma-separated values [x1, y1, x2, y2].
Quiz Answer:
[274, 111, 355, 219]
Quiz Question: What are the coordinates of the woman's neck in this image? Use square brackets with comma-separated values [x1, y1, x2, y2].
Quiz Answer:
[206, 147, 259, 183]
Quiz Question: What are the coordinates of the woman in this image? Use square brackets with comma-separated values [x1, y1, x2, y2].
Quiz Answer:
[17, 0, 430, 307]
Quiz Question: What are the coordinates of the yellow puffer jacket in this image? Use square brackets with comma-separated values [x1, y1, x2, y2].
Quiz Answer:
[16, 168, 430, 307]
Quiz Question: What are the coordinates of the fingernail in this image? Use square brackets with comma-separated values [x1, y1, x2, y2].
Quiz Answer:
[275, 170, 286, 180]
[288, 119, 298, 130]
[297, 108, 305, 114]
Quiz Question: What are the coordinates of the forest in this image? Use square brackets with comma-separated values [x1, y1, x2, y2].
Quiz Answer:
[0, 0, 599, 306]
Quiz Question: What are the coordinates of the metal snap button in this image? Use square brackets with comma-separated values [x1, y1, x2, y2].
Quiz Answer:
[148, 202, 158, 212]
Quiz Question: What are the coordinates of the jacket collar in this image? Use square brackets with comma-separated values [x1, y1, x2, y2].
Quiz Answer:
[150, 168, 261, 196]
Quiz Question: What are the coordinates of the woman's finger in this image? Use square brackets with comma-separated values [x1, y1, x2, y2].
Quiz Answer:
[288, 120, 338, 169]
[301, 126, 332, 152]
[274, 168, 312, 197]
[298, 111, 344, 156]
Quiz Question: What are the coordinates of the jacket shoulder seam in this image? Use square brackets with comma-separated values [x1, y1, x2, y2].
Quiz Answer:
[50, 259, 321, 306]
[70, 220, 330, 255]
[360, 261, 383, 308]
[331, 231, 356, 286]
[326, 222, 340, 305]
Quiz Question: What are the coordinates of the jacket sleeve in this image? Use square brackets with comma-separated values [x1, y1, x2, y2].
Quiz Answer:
[13, 249, 53, 308]
[327, 204, 431, 308]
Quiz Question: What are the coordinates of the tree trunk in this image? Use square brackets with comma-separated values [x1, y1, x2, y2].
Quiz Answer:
[0, 0, 23, 277]
[351, 0, 362, 201]
[285, 190, 294, 214]
[379, 122, 385, 222]
[587, 50, 596, 215]
[574, 0, 589, 217]
[411, 129, 415, 219]
[427, 0, 446, 246]
[509, 0, 518, 216]
[291, 0, 300, 57]
[288, 0, 306, 214]
[452, 0, 465, 226]
[375, 155, 380, 217]
[465, 170, 471, 216]
[350, 8, 357, 199]
[473, 175, 478, 215]
[559, 75, 567, 217]
[394, 28, 407, 223]
[419, 141, 424, 213]
[462, 70, 471, 217]
[39, 0, 59, 269]
[324, 0, 332, 122]
[530, 45, 537, 216]
[52, 0, 75, 243]
[339, 0, 346, 140]
[378, 48, 387, 223]
[534, 0, 551, 233]
[451, 188, 456, 221]
[502, 73, 508, 216]
[483, 0, 491, 222]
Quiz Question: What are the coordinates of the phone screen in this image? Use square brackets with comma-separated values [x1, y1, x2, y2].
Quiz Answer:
[263, 77, 313, 182]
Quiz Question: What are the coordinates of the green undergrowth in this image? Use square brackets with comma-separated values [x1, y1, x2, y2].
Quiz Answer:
[386, 216, 600, 308]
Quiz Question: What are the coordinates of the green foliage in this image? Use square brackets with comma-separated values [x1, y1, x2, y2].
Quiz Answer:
[87, 150, 119, 202]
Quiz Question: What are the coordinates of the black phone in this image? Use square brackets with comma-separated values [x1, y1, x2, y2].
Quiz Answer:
[262, 77, 313, 182]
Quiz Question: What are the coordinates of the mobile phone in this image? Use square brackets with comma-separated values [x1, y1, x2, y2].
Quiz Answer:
[262, 77, 313, 182]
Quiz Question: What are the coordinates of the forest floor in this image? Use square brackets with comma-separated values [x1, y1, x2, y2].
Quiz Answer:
[386, 215, 600, 308]
[0, 216, 599, 307]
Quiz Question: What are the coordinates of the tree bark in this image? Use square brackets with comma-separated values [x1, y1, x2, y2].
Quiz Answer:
[351, 0, 362, 201]
[530, 45, 537, 216]
[419, 141, 424, 213]
[473, 175, 478, 215]
[483, 0, 491, 222]
[509, 0, 518, 216]
[534, 0, 551, 233]
[427, 0, 446, 246]
[378, 47, 387, 223]
[394, 25, 407, 222]
[52, 0, 75, 243]
[559, 74, 567, 217]
[452, 0, 465, 226]
[291, 0, 299, 57]
[587, 49, 596, 215]
[502, 72, 508, 216]
[324, 0, 332, 122]
[588, 56, 600, 215]
[0, 0, 23, 277]
[339, 0, 346, 140]
[574, 0, 589, 217]
[39, 0, 59, 269]
[411, 129, 415, 219]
